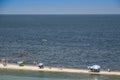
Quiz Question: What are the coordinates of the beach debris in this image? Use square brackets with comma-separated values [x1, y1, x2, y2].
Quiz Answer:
[88, 65, 101, 72]
[38, 63, 44, 68]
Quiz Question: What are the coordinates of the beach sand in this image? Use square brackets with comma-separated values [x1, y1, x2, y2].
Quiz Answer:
[0, 63, 120, 76]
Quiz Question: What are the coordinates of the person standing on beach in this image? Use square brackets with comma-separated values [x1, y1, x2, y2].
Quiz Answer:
[1, 58, 7, 66]
[33, 60, 38, 66]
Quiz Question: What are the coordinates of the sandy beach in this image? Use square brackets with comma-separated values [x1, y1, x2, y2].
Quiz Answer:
[0, 63, 120, 76]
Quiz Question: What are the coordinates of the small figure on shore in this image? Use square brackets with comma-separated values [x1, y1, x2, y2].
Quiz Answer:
[1, 58, 7, 66]
[49, 66, 52, 69]
[33, 60, 38, 66]
[107, 68, 111, 72]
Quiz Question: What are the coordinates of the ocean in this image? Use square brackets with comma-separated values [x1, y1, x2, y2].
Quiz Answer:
[0, 15, 120, 79]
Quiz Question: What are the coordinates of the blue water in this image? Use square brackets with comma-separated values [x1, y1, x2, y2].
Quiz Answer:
[0, 15, 120, 71]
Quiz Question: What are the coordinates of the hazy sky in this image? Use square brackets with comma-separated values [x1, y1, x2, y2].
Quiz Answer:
[0, 0, 120, 14]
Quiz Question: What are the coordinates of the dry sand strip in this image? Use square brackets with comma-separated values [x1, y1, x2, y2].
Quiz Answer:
[0, 63, 120, 76]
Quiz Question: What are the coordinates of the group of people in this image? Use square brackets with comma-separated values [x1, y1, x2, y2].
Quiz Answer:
[33, 60, 44, 68]
[17, 59, 44, 68]
[0, 58, 39, 66]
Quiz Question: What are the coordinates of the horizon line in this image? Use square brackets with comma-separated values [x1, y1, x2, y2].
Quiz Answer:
[0, 13, 120, 15]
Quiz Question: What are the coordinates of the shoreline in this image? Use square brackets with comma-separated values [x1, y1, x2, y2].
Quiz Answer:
[0, 63, 120, 76]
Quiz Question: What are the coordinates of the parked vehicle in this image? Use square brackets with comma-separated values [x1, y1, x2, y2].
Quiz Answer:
[88, 65, 101, 72]
[38, 63, 44, 68]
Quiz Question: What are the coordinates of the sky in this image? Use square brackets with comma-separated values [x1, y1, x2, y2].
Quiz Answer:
[0, 0, 120, 14]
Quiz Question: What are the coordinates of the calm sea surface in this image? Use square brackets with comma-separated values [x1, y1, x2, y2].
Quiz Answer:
[0, 69, 120, 80]
[0, 15, 120, 79]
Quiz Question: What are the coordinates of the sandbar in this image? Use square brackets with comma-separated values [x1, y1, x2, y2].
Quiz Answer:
[0, 63, 120, 76]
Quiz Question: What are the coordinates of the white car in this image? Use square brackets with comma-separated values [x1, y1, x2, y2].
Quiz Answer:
[88, 65, 101, 72]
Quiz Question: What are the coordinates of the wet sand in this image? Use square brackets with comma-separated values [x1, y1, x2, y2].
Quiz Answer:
[0, 63, 120, 76]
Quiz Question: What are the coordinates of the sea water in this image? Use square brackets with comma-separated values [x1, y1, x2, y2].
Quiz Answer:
[0, 69, 120, 80]
[0, 15, 120, 79]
